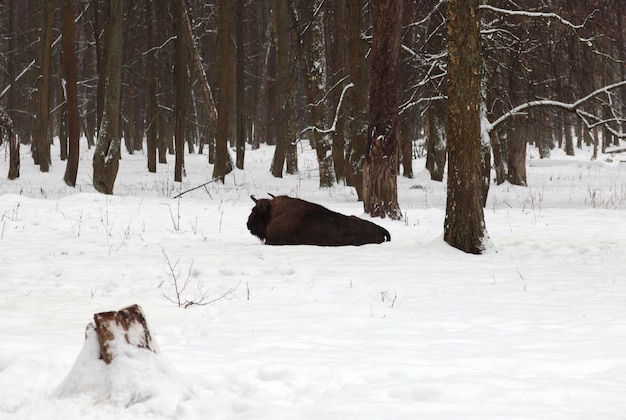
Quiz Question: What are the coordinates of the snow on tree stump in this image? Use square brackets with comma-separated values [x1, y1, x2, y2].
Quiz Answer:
[92, 304, 157, 364]
[54, 304, 189, 407]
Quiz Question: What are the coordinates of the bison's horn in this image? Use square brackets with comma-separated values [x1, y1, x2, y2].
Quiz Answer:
[250, 195, 258, 203]
[268, 193, 275, 198]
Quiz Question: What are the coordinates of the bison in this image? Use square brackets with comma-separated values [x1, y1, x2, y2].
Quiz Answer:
[247, 195, 391, 246]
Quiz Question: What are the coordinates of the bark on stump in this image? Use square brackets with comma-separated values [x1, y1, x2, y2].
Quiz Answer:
[92, 304, 156, 364]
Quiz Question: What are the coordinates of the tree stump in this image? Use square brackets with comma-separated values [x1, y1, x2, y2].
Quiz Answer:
[92, 304, 157, 364]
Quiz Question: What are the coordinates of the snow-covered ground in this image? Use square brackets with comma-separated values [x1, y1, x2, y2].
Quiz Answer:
[1, 140, 626, 419]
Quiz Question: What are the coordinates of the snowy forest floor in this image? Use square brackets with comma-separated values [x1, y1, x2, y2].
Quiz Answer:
[1, 141, 626, 419]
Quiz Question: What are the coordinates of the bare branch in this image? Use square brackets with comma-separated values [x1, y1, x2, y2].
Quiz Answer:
[486, 80, 626, 136]
[479, 5, 592, 30]
[300, 82, 354, 136]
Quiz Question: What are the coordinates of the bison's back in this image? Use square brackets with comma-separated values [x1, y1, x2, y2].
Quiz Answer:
[266, 197, 390, 246]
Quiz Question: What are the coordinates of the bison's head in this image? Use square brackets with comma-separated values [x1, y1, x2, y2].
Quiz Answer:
[247, 196, 272, 241]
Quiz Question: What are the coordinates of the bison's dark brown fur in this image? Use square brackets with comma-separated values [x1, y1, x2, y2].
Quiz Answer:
[247, 195, 391, 246]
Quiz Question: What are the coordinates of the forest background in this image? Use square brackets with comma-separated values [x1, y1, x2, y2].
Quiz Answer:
[0, 0, 625, 253]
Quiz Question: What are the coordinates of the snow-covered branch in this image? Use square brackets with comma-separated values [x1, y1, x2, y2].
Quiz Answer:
[479, 5, 593, 30]
[300, 82, 353, 136]
[486, 80, 626, 137]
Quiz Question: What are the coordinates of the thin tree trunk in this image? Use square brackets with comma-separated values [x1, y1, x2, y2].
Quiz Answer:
[175, 0, 218, 156]
[235, 0, 245, 170]
[35, 0, 54, 171]
[425, 101, 446, 182]
[8, 127, 20, 180]
[213, 0, 234, 181]
[345, 0, 369, 199]
[146, 0, 158, 172]
[174, 0, 187, 183]
[295, 0, 334, 187]
[62, 0, 80, 187]
[270, 0, 291, 177]
[330, 0, 347, 183]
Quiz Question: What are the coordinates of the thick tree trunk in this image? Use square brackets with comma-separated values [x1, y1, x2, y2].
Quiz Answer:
[444, 0, 487, 254]
[62, 0, 80, 187]
[363, 0, 403, 220]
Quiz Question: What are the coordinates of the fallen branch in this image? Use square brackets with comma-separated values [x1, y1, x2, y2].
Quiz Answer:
[173, 178, 219, 198]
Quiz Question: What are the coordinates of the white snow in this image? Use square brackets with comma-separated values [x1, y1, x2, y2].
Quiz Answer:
[1, 140, 626, 419]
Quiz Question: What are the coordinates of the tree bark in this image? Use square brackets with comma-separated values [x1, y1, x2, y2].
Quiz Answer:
[92, 0, 123, 194]
[345, 0, 369, 200]
[2, 110, 19, 179]
[213, 0, 234, 181]
[146, 0, 158, 173]
[62, 0, 80, 187]
[425, 101, 446, 182]
[363, 0, 403, 220]
[444, 0, 488, 254]
[235, 0, 245, 170]
[174, 0, 188, 183]
[270, 0, 293, 177]
[295, 0, 335, 187]
[93, 304, 157, 364]
[330, 0, 347, 183]
[34, 0, 54, 171]
[175, 0, 218, 157]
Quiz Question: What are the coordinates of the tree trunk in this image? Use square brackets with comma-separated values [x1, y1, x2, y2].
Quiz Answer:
[507, 126, 527, 186]
[62, 0, 80, 187]
[330, 0, 347, 183]
[235, 0, 245, 170]
[213, 0, 234, 181]
[8, 127, 20, 180]
[491, 128, 507, 185]
[564, 114, 574, 156]
[174, 0, 187, 183]
[295, 0, 335, 187]
[444, 0, 487, 254]
[6, 0, 16, 149]
[175, 0, 218, 161]
[425, 101, 446, 182]
[92, 0, 123, 194]
[270, 0, 293, 177]
[145, 0, 157, 173]
[363, 0, 403, 220]
[35, 0, 54, 172]
[2, 111, 19, 179]
[345, 0, 369, 200]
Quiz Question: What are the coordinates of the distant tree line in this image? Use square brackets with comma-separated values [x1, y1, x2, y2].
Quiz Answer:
[0, 0, 624, 251]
